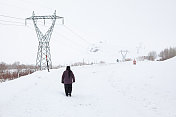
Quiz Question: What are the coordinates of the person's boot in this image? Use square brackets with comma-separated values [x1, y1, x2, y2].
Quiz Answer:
[66, 93, 68, 96]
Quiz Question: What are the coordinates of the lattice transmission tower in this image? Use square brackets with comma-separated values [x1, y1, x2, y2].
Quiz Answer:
[120, 50, 128, 61]
[26, 11, 64, 70]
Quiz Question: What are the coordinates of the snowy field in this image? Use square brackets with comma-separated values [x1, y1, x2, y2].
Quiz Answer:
[0, 57, 176, 117]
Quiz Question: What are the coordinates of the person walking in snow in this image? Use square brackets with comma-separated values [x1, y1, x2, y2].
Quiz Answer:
[61, 66, 75, 97]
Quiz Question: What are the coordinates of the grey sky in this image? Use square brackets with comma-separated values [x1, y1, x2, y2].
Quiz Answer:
[0, 0, 176, 64]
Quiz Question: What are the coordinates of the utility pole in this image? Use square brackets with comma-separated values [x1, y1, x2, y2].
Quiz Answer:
[26, 11, 64, 70]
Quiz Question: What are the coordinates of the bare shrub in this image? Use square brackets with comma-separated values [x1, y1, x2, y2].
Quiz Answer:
[0, 62, 36, 83]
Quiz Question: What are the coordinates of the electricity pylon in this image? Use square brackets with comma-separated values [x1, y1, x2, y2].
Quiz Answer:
[26, 11, 64, 70]
[120, 50, 128, 61]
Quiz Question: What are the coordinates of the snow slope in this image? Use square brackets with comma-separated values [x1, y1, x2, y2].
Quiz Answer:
[0, 58, 176, 117]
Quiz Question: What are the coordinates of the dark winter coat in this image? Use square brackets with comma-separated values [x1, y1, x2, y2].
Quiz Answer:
[62, 70, 75, 84]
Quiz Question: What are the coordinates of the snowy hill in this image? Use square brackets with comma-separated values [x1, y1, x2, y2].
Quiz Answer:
[0, 59, 176, 117]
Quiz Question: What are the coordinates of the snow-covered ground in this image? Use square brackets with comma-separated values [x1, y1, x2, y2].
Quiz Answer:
[0, 57, 176, 117]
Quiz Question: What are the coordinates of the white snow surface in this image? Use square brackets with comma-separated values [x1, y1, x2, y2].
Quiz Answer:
[0, 57, 176, 117]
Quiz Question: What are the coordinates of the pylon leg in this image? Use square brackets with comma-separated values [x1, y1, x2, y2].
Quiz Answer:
[36, 42, 52, 70]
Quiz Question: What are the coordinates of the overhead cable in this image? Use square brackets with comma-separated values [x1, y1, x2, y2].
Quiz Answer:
[0, 14, 24, 20]
[62, 25, 92, 45]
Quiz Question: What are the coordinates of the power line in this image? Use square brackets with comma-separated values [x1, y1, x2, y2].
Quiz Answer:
[0, 10, 92, 46]
[0, 14, 24, 20]
[25, 24, 85, 55]
[25, 23, 87, 52]
[54, 29, 87, 50]
[0, 14, 25, 26]
[0, 19, 24, 25]
[54, 34, 85, 53]
[64, 25, 91, 44]
[58, 24, 92, 45]
[0, 13, 91, 51]
[0, 22, 25, 27]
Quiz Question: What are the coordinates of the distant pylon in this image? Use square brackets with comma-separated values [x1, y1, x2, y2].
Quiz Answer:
[120, 50, 128, 61]
[26, 11, 64, 70]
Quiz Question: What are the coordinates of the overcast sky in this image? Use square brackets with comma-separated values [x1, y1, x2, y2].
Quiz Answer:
[0, 0, 176, 65]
